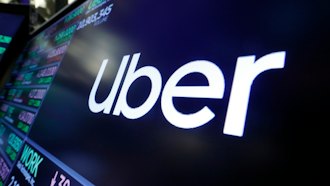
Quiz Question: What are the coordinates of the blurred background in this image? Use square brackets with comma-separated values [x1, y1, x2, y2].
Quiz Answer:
[0, 0, 80, 32]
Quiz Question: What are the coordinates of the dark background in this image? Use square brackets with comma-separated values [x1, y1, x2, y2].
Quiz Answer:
[28, 0, 329, 185]
[0, 3, 29, 86]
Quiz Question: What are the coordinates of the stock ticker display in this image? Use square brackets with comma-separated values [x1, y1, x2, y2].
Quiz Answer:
[0, 1, 96, 185]
[0, 0, 328, 185]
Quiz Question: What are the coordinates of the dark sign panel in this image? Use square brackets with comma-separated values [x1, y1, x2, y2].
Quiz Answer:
[0, 0, 329, 185]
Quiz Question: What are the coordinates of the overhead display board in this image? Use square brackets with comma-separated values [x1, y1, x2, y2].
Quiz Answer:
[0, 0, 328, 185]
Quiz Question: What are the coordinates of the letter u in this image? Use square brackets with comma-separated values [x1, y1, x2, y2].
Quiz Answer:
[88, 55, 130, 113]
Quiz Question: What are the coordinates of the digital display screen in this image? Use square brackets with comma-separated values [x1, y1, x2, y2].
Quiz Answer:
[0, 12, 25, 63]
[0, 0, 329, 185]
[0, 2, 91, 185]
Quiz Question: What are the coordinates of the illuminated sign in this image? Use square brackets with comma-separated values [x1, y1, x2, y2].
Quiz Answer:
[19, 144, 43, 179]
[77, 3, 113, 30]
[3, 0, 322, 184]
[0, 47, 5, 55]
[12, 66, 58, 86]
[0, 103, 36, 134]
[3, 88, 47, 108]
[89, 51, 286, 137]
[0, 157, 10, 184]
[87, 0, 109, 12]
[0, 11, 25, 64]
[6, 141, 92, 186]
[54, 25, 77, 45]
[7, 133, 23, 160]
[0, 34, 11, 59]
[47, 45, 67, 58]
[0, 123, 24, 163]
[64, 6, 85, 23]
[0, 1, 93, 185]
[0, 35, 12, 44]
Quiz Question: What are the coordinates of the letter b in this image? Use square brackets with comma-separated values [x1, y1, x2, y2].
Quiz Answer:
[113, 53, 162, 119]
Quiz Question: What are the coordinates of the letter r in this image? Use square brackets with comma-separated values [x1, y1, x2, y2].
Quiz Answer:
[223, 51, 286, 137]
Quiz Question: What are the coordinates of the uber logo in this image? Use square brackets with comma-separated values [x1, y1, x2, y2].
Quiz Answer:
[89, 52, 286, 137]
